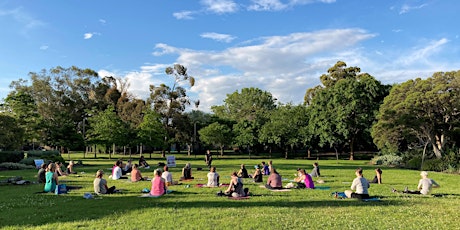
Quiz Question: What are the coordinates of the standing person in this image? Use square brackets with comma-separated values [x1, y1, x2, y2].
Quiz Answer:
[265, 168, 282, 189]
[261, 161, 270, 175]
[37, 163, 47, 183]
[310, 162, 320, 177]
[131, 164, 147, 182]
[94, 170, 116, 194]
[44, 163, 59, 193]
[252, 165, 263, 183]
[205, 150, 213, 168]
[207, 166, 220, 187]
[237, 164, 249, 178]
[392, 171, 440, 195]
[345, 168, 370, 199]
[150, 169, 166, 197]
[369, 168, 382, 184]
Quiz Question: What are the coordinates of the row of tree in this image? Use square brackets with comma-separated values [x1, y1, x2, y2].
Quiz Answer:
[1, 62, 459, 160]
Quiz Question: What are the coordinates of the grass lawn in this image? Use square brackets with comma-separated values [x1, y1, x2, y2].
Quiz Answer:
[0, 153, 459, 229]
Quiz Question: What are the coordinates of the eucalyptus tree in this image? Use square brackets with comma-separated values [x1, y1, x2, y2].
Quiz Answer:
[148, 64, 196, 156]
[212, 87, 277, 154]
[307, 61, 390, 160]
[137, 108, 165, 158]
[372, 71, 460, 159]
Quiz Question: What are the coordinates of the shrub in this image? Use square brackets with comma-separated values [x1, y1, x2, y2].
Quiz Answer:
[0, 162, 35, 170]
[405, 157, 422, 170]
[421, 158, 448, 172]
[26, 150, 60, 158]
[0, 151, 25, 163]
[371, 154, 403, 166]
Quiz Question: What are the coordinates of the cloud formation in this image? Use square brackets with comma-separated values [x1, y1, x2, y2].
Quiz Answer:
[83, 32, 100, 39]
[399, 3, 428, 14]
[200, 32, 236, 43]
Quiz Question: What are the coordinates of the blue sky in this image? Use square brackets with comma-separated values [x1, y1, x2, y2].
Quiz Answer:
[1, 0, 459, 112]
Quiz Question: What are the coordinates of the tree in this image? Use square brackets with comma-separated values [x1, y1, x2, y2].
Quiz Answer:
[308, 61, 390, 160]
[137, 108, 165, 157]
[4, 79, 41, 149]
[86, 106, 128, 159]
[372, 71, 460, 158]
[0, 115, 24, 150]
[148, 64, 196, 156]
[199, 122, 232, 156]
[212, 87, 277, 153]
[259, 104, 308, 158]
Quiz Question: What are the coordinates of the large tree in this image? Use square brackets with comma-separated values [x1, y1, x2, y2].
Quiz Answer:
[372, 71, 460, 158]
[212, 87, 277, 153]
[0, 115, 24, 150]
[307, 61, 390, 160]
[259, 104, 308, 158]
[199, 122, 232, 156]
[148, 64, 196, 156]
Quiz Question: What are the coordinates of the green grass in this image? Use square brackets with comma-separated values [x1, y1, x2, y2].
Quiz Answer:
[0, 153, 459, 229]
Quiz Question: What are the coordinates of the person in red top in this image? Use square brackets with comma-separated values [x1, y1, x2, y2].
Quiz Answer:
[150, 169, 166, 197]
[131, 164, 147, 182]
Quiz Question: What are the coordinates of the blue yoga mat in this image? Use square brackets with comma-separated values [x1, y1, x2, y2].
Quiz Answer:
[315, 186, 330, 190]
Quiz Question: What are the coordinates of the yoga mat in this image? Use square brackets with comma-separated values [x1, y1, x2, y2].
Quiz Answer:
[269, 189, 292, 192]
[362, 197, 381, 202]
[314, 186, 330, 190]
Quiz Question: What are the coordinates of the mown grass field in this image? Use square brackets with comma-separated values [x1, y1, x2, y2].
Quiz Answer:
[0, 153, 459, 230]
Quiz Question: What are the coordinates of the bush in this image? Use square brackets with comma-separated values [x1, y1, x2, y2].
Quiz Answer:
[26, 150, 60, 158]
[0, 162, 35, 170]
[371, 154, 403, 166]
[421, 158, 448, 172]
[405, 157, 422, 170]
[0, 151, 25, 163]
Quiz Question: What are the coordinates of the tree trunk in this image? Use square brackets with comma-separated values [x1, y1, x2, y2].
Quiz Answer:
[349, 139, 354, 160]
[307, 148, 311, 158]
[220, 146, 224, 157]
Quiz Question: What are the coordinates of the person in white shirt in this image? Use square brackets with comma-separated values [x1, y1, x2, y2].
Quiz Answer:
[161, 166, 178, 186]
[112, 161, 126, 180]
[345, 168, 370, 199]
[393, 171, 440, 195]
[207, 166, 220, 187]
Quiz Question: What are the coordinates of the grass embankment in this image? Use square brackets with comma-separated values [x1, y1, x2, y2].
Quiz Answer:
[0, 153, 459, 229]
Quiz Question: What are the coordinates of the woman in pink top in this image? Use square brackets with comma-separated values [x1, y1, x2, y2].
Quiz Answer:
[150, 169, 166, 197]
[295, 169, 315, 189]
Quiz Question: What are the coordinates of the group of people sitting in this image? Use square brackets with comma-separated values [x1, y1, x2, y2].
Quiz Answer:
[38, 160, 80, 193]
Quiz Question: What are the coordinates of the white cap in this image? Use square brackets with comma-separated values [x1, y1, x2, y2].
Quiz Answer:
[420, 171, 428, 176]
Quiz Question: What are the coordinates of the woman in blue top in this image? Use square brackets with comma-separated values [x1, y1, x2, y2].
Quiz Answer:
[44, 163, 59, 192]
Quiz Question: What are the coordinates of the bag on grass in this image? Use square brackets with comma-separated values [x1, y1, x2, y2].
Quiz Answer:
[55, 184, 67, 195]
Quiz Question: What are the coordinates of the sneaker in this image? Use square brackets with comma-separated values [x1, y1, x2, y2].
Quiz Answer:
[391, 188, 397, 193]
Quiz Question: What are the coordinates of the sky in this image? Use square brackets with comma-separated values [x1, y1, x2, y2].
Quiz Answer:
[1, 0, 459, 112]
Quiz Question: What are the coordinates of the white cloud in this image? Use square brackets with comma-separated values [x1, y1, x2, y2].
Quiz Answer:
[201, 0, 239, 14]
[200, 32, 236, 43]
[84, 33, 94, 39]
[39, 45, 49, 50]
[0, 7, 45, 35]
[99, 19, 106, 25]
[173, 11, 195, 20]
[84, 32, 101, 39]
[248, 0, 287, 11]
[396, 38, 448, 66]
[148, 29, 375, 110]
[399, 3, 428, 14]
